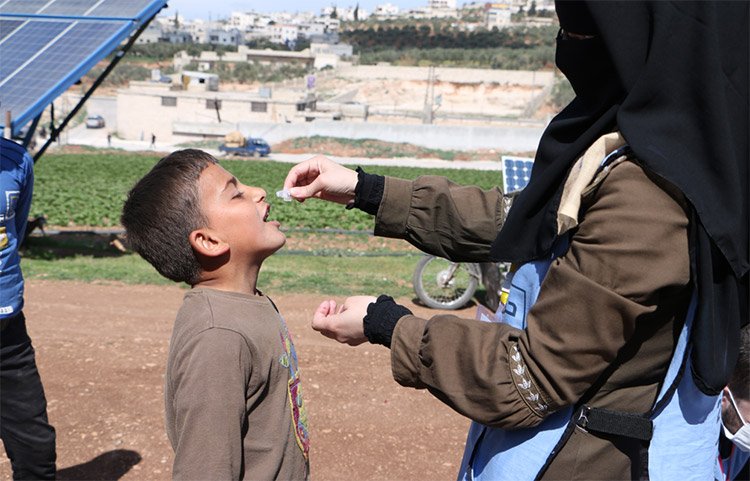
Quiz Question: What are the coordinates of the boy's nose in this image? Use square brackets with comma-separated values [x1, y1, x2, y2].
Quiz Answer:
[253, 187, 266, 202]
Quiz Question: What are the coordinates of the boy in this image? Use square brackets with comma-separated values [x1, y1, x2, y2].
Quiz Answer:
[121, 149, 309, 480]
[1, 137, 56, 479]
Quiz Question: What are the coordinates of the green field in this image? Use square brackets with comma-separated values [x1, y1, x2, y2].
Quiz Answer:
[24, 152, 502, 297]
[31, 152, 503, 229]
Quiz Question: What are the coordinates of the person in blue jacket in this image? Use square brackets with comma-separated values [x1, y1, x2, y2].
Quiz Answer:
[0, 137, 56, 479]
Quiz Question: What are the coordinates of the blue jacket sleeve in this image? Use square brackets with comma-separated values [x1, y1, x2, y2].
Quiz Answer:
[15, 151, 33, 243]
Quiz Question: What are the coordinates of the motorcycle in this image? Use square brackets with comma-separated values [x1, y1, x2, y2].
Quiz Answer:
[412, 255, 505, 311]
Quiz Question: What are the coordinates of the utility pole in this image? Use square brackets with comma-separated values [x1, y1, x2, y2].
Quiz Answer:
[422, 66, 435, 124]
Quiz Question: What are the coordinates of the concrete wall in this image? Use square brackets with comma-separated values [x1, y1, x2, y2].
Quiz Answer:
[117, 90, 300, 140]
[173, 119, 545, 152]
[335, 65, 554, 86]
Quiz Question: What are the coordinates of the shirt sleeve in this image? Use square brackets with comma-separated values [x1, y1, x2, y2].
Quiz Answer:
[388, 161, 691, 428]
[14, 150, 33, 242]
[374, 175, 506, 262]
[171, 328, 252, 480]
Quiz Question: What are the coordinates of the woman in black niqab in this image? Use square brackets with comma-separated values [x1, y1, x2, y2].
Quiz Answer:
[491, 1, 749, 395]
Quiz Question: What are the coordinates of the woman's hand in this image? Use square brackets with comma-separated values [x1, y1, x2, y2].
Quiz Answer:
[283, 155, 358, 205]
[311, 296, 377, 346]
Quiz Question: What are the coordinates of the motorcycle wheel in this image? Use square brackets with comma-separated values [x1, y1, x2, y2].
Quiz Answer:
[412, 255, 478, 310]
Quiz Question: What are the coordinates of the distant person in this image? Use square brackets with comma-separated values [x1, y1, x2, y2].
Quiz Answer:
[718, 325, 750, 480]
[107, 133, 112, 147]
[283, 2, 747, 479]
[150, 133, 156, 149]
[121, 149, 309, 480]
[0, 137, 56, 479]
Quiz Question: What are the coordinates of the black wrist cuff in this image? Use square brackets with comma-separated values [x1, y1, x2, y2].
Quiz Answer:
[363, 294, 412, 348]
[346, 167, 385, 215]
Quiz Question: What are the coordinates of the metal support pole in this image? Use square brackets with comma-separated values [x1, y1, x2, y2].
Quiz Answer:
[33, 9, 163, 162]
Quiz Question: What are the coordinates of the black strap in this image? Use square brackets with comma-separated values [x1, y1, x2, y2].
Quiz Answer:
[575, 405, 653, 441]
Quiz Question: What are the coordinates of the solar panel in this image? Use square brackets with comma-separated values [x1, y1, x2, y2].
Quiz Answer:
[0, 0, 167, 136]
[0, 18, 24, 41]
[502, 156, 535, 195]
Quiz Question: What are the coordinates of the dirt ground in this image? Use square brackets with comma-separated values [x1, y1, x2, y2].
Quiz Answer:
[0, 280, 476, 481]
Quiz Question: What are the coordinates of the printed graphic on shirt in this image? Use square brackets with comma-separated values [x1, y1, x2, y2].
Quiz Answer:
[1, 190, 19, 223]
[0, 226, 7, 251]
[278, 319, 310, 459]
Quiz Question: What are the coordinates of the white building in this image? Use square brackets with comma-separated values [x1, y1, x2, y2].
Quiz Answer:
[429, 0, 456, 10]
[116, 81, 314, 141]
[486, 4, 513, 27]
[207, 28, 242, 46]
[185, 19, 208, 43]
[266, 24, 301, 45]
[136, 24, 163, 44]
[310, 42, 353, 58]
[374, 3, 400, 17]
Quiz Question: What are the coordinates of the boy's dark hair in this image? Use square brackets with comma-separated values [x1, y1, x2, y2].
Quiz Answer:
[729, 325, 750, 400]
[121, 149, 217, 285]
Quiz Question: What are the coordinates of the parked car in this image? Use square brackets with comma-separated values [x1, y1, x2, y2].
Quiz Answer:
[85, 115, 105, 129]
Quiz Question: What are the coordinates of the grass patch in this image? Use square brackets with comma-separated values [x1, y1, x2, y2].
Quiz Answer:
[32, 152, 503, 229]
[21, 233, 420, 297]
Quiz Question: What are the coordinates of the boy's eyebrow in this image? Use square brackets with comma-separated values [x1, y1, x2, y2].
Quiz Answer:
[221, 176, 238, 193]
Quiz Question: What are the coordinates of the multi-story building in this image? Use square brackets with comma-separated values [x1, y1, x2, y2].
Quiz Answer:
[486, 3, 513, 27]
[207, 29, 243, 47]
[136, 24, 164, 44]
[373, 3, 400, 17]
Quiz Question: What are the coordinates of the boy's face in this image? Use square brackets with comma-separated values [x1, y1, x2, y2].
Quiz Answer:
[197, 163, 286, 262]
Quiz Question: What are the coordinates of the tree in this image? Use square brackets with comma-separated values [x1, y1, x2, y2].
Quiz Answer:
[529, 1, 537, 16]
[331, 6, 338, 19]
[354, 3, 359, 21]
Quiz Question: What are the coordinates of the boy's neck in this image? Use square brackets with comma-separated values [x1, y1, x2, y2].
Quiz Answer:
[193, 262, 262, 296]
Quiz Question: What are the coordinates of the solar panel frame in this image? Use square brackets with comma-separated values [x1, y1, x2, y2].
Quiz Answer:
[0, 0, 166, 135]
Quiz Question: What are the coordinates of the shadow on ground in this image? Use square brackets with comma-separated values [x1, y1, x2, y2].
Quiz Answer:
[57, 449, 142, 480]
[22, 232, 129, 260]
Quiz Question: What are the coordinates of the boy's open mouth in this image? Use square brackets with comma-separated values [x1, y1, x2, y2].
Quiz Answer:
[263, 205, 270, 222]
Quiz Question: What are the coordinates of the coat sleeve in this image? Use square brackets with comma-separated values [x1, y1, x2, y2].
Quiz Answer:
[374, 175, 506, 262]
[388, 161, 691, 428]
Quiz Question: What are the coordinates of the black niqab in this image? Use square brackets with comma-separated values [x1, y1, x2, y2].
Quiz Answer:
[491, 1, 748, 395]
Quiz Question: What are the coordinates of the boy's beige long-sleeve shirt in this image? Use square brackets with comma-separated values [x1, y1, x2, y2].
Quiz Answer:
[165, 288, 309, 481]
[374, 160, 691, 479]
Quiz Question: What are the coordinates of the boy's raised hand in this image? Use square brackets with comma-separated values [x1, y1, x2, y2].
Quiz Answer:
[283, 155, 358, 205]
[312, 296, 377, 346]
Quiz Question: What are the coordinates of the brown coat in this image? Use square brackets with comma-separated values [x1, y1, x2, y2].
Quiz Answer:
[375, 160, 691, 480]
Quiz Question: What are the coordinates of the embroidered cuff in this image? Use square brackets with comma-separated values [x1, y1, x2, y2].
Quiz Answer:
[346, 167, 384, 215]
[364, 295, 412, 348]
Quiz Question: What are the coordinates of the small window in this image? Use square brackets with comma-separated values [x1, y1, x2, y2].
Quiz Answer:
[161, 96, 177, 107]
[206, 99, 222, 110]
[251, 102, 267, 113]
[296, 102, 306, 112]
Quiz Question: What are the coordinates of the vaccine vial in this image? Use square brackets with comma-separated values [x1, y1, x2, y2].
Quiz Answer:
[276, 189, 292, 202]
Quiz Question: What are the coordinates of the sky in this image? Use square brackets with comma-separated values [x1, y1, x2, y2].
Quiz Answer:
[161, 0, 429, 20]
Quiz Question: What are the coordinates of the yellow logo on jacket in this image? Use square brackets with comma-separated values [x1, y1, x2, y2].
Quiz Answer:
[0, 226, 8, 250]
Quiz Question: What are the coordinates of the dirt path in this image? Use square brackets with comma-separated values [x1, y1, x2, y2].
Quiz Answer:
[0, 280, 476, 480]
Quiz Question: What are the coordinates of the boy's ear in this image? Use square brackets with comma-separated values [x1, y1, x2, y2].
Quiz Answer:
[189, 228, 229, 258]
